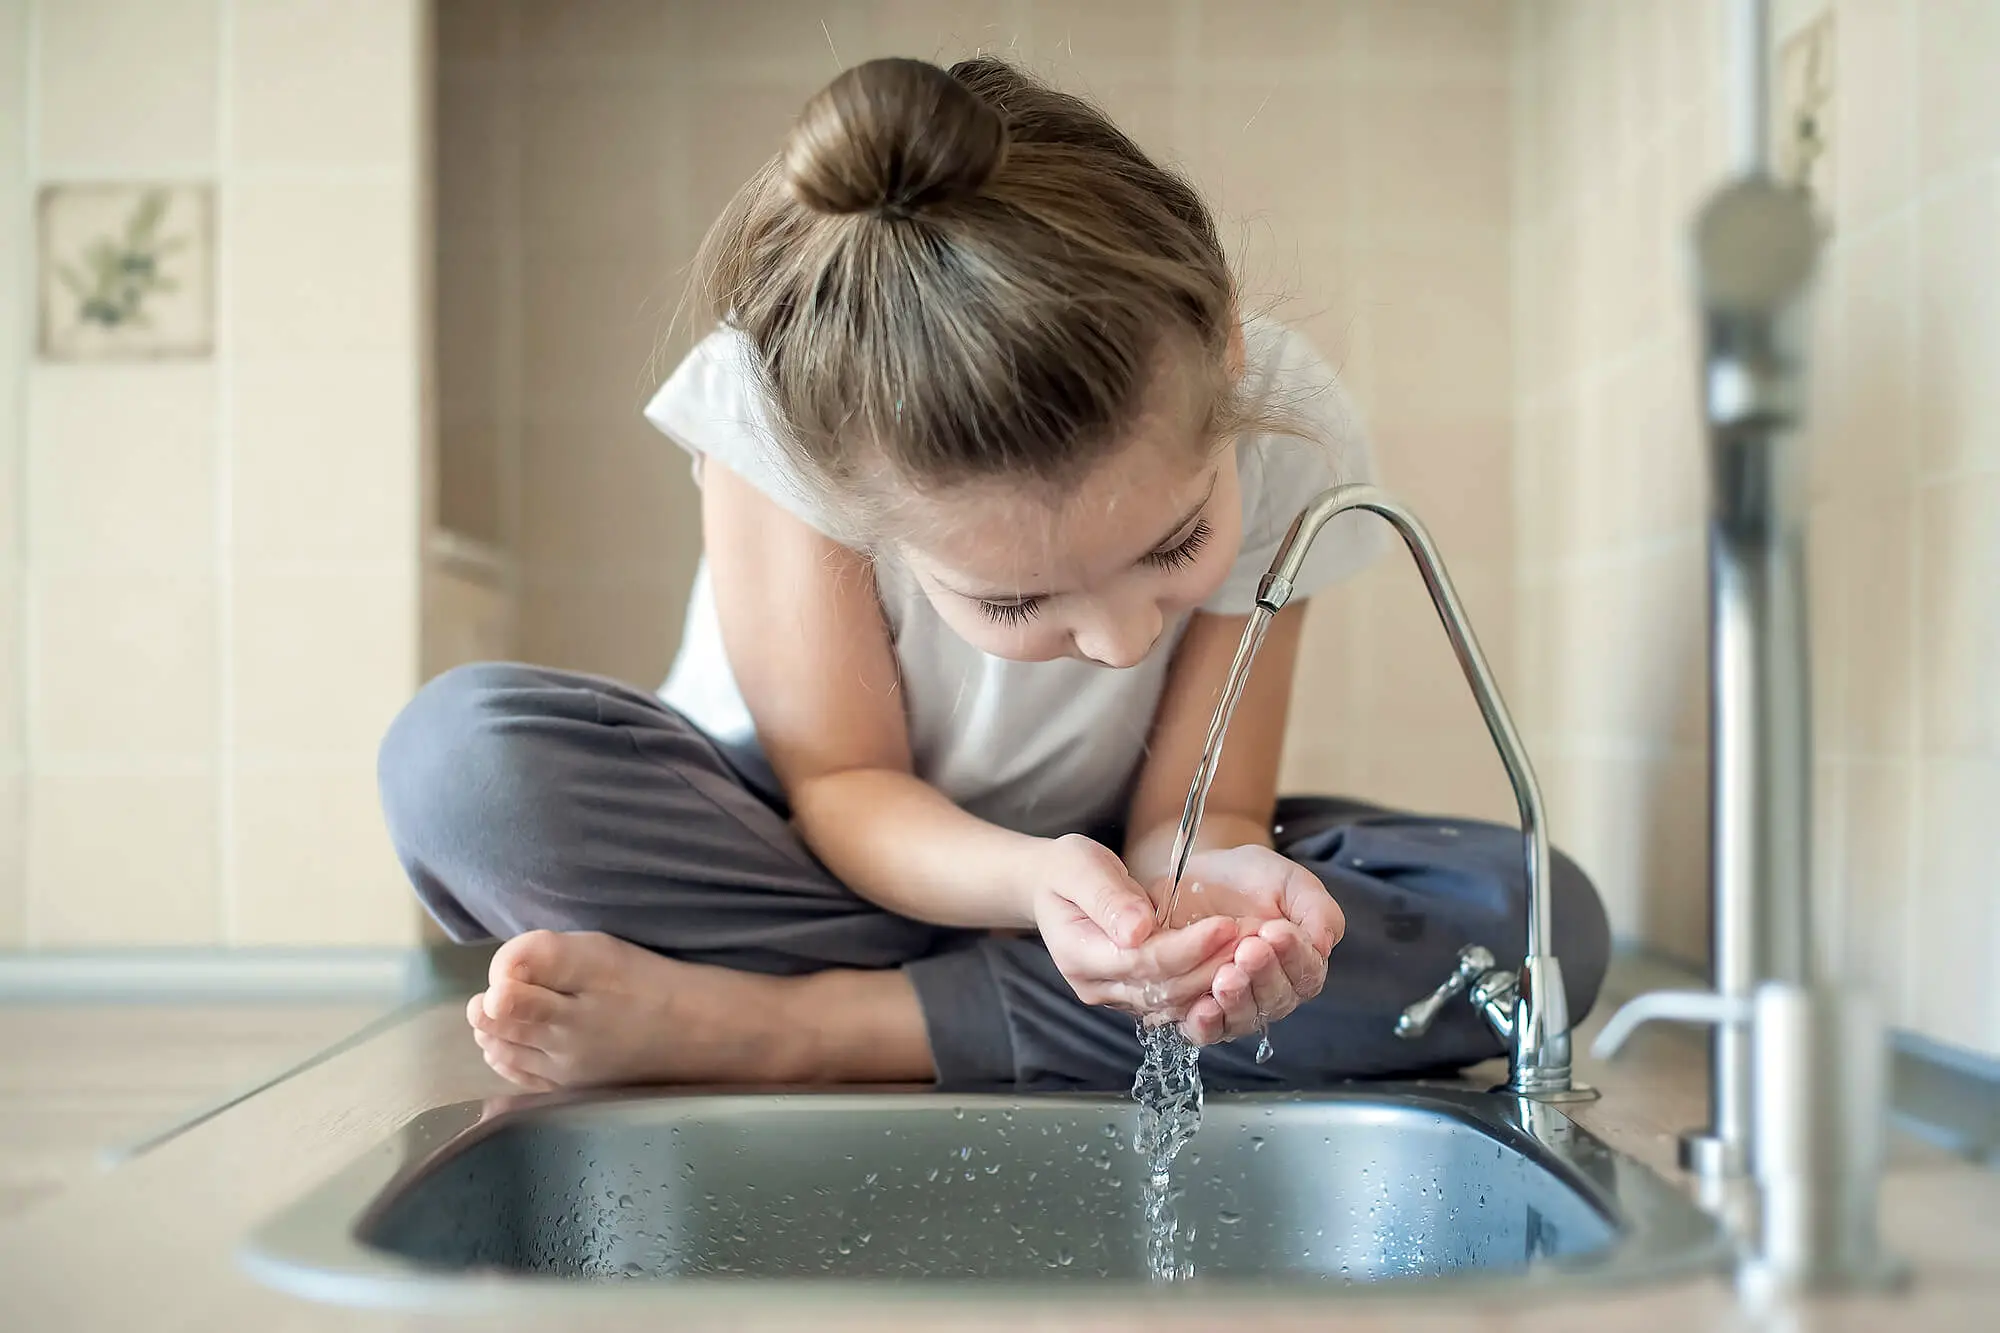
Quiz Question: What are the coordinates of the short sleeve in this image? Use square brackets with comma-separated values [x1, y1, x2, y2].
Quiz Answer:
[1201, 321, 1388, 615]
[642, 327, 845, 537]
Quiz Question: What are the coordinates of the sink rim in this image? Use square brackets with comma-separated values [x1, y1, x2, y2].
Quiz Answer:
[238, 1083, 1728, 1314]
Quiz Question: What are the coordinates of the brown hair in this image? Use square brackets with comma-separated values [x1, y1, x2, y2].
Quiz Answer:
[694, 57, 1255, 533]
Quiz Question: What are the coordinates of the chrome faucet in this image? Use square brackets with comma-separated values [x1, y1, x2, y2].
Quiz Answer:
[1591, 0, 1900, 1297]
[1255, 485, 1595, 1104]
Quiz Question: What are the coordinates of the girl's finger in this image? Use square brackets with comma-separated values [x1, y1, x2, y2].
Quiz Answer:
[1180, 995, 1227, 1046]
[1236, 934, 1295, 1024]
[1260, 920, 1327, 1001]
[1210, 962, 1259, 1042]
[1127, 914, 1240, 983]
[1277, 864, 1346, 955]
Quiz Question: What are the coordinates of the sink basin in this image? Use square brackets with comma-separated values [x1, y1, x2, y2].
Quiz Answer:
[241, 1085, 1723, 1311]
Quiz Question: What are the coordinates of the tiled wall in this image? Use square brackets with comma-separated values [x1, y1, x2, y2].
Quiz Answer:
[0, 0, 429, 949]
[1512, 0, 2000, 1057]
[437, 0, 1522, 821]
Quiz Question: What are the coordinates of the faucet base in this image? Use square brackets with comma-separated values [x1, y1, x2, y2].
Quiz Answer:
[1677, 1129, 1748, 1180]
[1498, 1082, 1600, 1104]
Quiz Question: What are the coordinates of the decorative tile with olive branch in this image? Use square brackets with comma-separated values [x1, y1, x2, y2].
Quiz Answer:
[38, 183, 214, 361]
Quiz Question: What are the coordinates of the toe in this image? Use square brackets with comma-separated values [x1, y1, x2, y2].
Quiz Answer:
[484, 976, 563, 1025]
[490, 928, 617, 996]
[475, 1029, 558, 1091]
[472, 979, 566, 1047]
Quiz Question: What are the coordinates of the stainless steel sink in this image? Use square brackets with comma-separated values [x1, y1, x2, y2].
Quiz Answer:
[241, 1086, 1723, 1311]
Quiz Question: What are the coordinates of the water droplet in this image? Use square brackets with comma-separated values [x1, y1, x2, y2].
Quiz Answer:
[984, 1164, 1000, 1175]
[1250, 1135, 1265, 1151]
[958, 1146, 971, 1160]
[1057, 1248, 1074, 1266]
[953, 1107, 965, 1120]
[1217, 1210, 1243, 1226]
[837, 1236, 853, 1255]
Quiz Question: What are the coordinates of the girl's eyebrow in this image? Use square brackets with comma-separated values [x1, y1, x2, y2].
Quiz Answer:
[941, 474, 1219, 602]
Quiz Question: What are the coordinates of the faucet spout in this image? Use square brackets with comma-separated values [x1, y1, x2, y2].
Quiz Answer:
[1264, 484, 1591, 1101]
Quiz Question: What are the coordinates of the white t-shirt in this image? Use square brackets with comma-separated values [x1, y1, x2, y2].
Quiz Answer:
[643, 315, 1385, 838]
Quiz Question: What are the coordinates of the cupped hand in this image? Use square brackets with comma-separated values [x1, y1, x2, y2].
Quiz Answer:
[1153, 844, 1345, 1047]
[1030, 834, 1241, 1021]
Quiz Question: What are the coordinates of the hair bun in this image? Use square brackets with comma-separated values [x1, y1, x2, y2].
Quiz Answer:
[784, 58, 1007, 218]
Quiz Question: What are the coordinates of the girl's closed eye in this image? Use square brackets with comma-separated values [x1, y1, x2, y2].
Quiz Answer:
[979, 596, 1044, 626]
[1142, 518, 1213, 574]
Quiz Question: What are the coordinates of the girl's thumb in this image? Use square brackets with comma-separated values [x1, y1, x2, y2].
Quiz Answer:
[1086, 875, 1154, 948]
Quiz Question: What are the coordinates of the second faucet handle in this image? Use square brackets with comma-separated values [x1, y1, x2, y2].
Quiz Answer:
[1396, 945, 1498, 1039]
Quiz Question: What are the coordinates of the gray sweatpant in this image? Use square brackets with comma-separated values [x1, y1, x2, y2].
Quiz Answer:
[377, 663, 1610, 1092]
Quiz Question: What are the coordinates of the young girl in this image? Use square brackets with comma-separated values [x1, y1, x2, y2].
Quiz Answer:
[380, 57, 1609, 1094]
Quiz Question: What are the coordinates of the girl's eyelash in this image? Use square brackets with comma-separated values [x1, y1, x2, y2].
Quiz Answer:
[1142, 518, 1213, 573]
[979, 597, 1044, 626]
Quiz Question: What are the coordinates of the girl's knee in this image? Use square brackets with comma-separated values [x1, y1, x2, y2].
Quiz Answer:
[377, 663, 554, 858]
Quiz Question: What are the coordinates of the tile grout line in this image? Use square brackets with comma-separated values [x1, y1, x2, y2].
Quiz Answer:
[17, 0, 39, 947]
[1897, 0, 1923, 1034]
[216, 0, 237, 943]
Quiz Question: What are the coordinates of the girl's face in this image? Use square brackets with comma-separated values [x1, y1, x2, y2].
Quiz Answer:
[895, 432, 1244, 667]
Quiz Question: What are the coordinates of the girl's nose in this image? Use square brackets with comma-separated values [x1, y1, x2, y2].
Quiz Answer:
[1073, 600, 1162, 669]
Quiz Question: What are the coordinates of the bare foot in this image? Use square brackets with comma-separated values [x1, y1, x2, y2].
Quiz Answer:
[465, 930, 932, 1090]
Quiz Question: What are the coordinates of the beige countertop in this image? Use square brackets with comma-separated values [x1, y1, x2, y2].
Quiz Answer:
[1, 972, 1995, 1333]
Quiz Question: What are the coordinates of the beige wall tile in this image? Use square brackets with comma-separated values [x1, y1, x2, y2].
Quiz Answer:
[0, 564, 18, 759]
[1913, 758, 2000, 1055]
[1832, 214, 1916, 495]
[1629, 339, 1706, 542]
[1835, 0, 1915, 228]
[519, 575, 682, 687]
[521, 254, 678, 420]
[1193, 0, 1350, 71]
[437, 229, 504, 419]
[436, 68, 504, 254]
[0, 771, 20, 945]
[519, 0, 680, 66]
[28, 773, 218, 945]
[231, 358, 420, 563]
[423, 563, 514, 677]
[1358, 734, 1518, 826]
[1918, 475, 2000, 757]
[229, 175, 418, 361]
[35, 0, 217, 169]
[1554, 751, 1649, 938]
[1349, 77, 1510, 239]
[1916, 176, 2000, 477]
[25, 365, 215, 571]
[30, 573, 215, 759]
[1842, 759, 1915, 1026]
[857, 0, 1016, 63]
[1379, 422, 1513, 564]
[439, 412, 503, 547]
[1914, 0, 2000, 183]
[1355, 0, 1509, 83]
[519, 414, 691, 575]
[692, 0, 870, 68]
[232, 0, 418, 167]
[519, 75, 678, 258]
[1025, 0, 1176, 71]
[1358, 232, 1510, 429]
[1833, 491, 1917, 757]
[1634, 752, 1709, 967]
[231, 764, 417, 946]
[685, 80, 819, 247]
[436, 0, 506, 63]
[231, 571, 417, 757]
